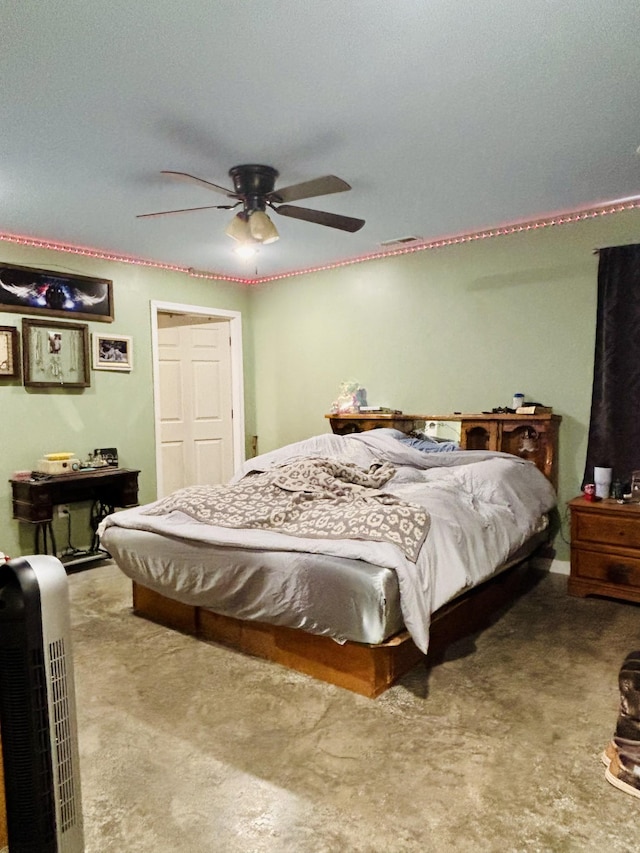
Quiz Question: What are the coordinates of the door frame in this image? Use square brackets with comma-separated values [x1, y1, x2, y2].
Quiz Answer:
[151, 300, 245, 497]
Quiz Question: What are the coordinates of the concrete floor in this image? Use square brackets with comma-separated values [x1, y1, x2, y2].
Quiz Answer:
[66, 563, 639, 853]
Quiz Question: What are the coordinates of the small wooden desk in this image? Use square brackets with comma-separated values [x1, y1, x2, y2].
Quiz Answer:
[9, 467, 139, 566]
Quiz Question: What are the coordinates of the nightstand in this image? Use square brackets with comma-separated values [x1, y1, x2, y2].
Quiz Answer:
[568, 496, 640, 603]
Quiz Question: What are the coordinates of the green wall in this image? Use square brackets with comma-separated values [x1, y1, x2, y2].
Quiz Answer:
[250, 209, 640, 561]
[2, 209, 640, 562]
[0, 243, 253, 558]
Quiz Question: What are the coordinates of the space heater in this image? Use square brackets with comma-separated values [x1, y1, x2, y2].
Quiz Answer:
[0, 555, 84, 852]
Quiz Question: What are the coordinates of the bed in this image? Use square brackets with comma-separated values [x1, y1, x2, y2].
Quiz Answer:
[99, 429, 557, 697]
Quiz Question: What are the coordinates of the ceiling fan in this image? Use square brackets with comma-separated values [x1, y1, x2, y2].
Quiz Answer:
[137, 164, 365, 246]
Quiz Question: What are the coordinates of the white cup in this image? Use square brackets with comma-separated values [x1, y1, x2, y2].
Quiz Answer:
[594, 466, 612, 499]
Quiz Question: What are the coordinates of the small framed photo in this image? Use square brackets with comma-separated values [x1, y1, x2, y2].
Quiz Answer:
[22, 318, 90, 388]
[92, 334, 133, 371]
[0, 325, 20, 379]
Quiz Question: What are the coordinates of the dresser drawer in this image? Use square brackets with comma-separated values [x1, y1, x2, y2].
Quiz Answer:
[571, 547, 640, 589]
[573, 511, 640, 549]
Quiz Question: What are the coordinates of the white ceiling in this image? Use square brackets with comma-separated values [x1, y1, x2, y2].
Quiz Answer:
[2, 1, 639, 281]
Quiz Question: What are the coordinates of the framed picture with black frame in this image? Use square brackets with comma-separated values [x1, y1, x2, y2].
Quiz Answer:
[0, 262, 114, 323]
[22, 318, 90, 388]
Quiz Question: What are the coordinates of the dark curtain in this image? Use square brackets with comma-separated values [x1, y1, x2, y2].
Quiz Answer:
[583, 243, 640, 488]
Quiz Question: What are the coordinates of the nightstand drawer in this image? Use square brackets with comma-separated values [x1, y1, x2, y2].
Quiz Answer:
[572, 548, 640, 588]
[573, 512, 640, 549]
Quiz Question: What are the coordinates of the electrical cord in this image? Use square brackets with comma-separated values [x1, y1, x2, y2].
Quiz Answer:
[58, 510, 95, 561]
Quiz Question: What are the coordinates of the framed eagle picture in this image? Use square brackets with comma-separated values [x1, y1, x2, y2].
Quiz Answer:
[0, 262, 114, 323]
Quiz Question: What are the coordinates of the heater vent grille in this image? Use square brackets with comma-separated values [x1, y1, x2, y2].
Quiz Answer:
[49, 636, 80, 833]
[0, 645, 57, 846]
[0, 556, 84, 852]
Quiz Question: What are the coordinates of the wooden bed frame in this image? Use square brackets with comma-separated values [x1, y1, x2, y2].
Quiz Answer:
[130, 414, 558, 697]
[131, 558, 544, 698]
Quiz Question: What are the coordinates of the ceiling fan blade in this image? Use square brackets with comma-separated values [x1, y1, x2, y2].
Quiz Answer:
[136, 203, 237, 219]
[274, 204, 365, 232]
[160, 170, 236, 197]
[270, 175, 352, 203]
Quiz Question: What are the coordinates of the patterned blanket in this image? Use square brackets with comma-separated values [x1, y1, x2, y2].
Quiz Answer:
[144, 457, 430, 561]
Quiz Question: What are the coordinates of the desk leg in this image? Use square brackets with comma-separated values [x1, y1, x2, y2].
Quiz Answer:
[89, 500, 114, 553]
[34, 522, 57, 556]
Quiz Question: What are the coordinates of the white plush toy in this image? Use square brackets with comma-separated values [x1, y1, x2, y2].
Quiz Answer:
[331, 380, 368, 414]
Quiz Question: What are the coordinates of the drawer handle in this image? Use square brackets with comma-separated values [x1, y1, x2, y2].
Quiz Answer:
[607, 563, 632, 584]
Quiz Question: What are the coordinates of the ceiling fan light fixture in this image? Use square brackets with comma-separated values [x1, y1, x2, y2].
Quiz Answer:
[225, 212, 253, 243]
[233, 243, 259, 260]
[248, 210, 279, 244]
[147, 165, 363, 256]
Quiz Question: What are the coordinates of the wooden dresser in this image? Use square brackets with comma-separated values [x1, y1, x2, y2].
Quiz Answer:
[326, 412, 561, 488]
[568, 496, 640, 603]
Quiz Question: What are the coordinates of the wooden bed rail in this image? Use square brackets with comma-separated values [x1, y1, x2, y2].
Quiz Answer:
[132, 560, 543, 698]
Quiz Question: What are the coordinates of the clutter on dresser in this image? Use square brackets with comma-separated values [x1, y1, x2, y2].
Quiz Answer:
[32, 447, 120, 477]
[583, 469, 639, 506]
[482, 392, 554, 415]
[330, 380, 368, 414]
[83, 451, 109, 469]
[35, 452, 81, 475]
[488, 403, 553, 415]
[94, 447, 119, 467]
[515, 404, 553, 415]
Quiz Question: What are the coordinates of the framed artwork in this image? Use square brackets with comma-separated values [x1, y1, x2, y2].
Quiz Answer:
[92, 334, 133, 371]
[0, 325, 20, 378]
[22, 318, 90, 388]
[0, 262, 113, 323]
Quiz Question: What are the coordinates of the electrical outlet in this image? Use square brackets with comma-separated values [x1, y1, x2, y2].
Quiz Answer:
[57, 504, 70, 518]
